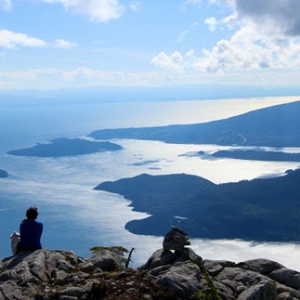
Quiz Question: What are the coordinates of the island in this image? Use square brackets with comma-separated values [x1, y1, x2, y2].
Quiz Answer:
[7, 138, 123, 157]
[0, 169, 8, 178]
[95, 168, 300, 242]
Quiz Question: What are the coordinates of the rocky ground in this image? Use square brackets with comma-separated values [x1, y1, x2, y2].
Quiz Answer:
[0, 227, 300, 300]
[1, 244, 300, 300]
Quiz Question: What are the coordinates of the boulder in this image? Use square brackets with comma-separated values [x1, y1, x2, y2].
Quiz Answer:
[238, 281, 278, 300]
[140, 247, 202, 270]
[153, 261, 202, 298]
[84, 248, 123, 272]
[237, 258, 284, 275]
[270, 268, 300, 290]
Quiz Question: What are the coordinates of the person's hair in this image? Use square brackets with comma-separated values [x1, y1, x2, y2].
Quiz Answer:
[26, 207, 38, 220]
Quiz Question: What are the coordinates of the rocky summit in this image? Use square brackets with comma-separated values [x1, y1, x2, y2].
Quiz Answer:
[1, 244, 300, 300]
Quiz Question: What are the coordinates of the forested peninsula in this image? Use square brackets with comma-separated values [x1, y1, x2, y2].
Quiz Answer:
[95, 169, 300, 242]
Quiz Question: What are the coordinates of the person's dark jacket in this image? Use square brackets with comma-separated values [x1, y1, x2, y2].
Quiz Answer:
[20, 220, 43, 250]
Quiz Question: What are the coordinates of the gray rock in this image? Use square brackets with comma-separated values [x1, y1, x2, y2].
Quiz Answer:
[59, 286, 86, 297]
[215, 280, 237, 300]
[87, 249, 123, 271]
[214, 266, 278, 299]
[58, 296, 78, 300]
[79, 261, 94, 272]
[270, 268, 300, 290]
[140, 247, 202, 270]
[175, 247, 203, 266]
[1, 246, 300, 300]
[0, 248, 125, 299]
[154, 261, 202, 298]
[202, 259, 236, 276]
[238, 281, 278, 300]
[140, 249, 176, 270]
[216, 267, 268, 286]
[237, 258, 284, 275]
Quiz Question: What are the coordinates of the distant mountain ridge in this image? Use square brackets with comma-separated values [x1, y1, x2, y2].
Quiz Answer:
[95, 169, 300, 242]
[89, 100, 300, 147]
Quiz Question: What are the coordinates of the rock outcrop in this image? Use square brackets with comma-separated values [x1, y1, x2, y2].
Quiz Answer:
[1, 246, 300, 300]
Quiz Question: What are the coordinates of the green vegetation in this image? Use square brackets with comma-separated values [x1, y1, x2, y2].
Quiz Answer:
[191, 269, 222, 300]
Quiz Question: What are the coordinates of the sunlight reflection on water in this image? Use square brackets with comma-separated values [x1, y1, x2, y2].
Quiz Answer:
[0, 96, 300, 270]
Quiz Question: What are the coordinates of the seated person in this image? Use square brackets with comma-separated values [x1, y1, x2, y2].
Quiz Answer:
[20, 207, 43, 251]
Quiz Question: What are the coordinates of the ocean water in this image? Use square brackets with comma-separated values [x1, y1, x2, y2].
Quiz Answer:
[1, 96, 300, 270]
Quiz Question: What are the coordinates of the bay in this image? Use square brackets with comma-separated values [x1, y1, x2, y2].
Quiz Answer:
[0, 95, 300, 269]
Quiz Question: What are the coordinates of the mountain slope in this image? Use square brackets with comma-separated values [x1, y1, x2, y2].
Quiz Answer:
[89, 100, 300, 147]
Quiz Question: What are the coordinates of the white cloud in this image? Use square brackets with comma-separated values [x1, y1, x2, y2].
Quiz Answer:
[0, 0, 12, 11]
[180, 0, 202, 11]
[151, 52, 185, 73]
[0, 30, 46, 48]
[195, 30, 274, 72]
[42, 0, 124, 23]
[153, 0, 300, 74]
[183, 0, 202, 6]
[0, 30, 79, 50]
[55, 39, 78, 49]
[204, 17, 217, 32]
[206, 0, 300, 71]
[177, 30, 189, 43]
[130, 0, 141, 12]
[177, 22, 198, 43]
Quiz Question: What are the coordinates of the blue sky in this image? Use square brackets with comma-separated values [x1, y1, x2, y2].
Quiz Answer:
[0, 0, 300, 97]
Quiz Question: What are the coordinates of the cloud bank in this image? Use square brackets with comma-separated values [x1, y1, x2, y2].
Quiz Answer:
[152, 0, 300, 73]
[235, 0, 300, 36]
[1, 0, 300, 90]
